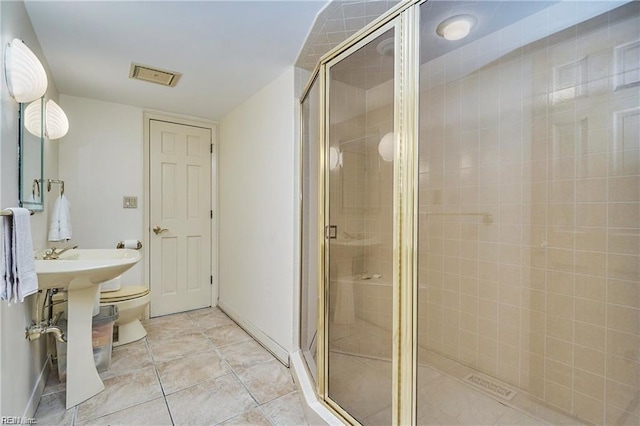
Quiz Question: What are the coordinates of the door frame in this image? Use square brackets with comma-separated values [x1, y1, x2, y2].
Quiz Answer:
[143, 111, 219, 315]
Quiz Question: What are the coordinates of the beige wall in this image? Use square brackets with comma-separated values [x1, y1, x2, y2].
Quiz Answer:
[0, 0, 60, 417]
[57, 95, 144, 285]
[218, 67, 298, 362]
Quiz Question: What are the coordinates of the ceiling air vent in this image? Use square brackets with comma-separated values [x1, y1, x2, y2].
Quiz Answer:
[129, 62, 181, 87]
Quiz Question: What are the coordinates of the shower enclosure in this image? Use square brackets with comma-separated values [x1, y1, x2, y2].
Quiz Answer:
[300, 1, 640, 424]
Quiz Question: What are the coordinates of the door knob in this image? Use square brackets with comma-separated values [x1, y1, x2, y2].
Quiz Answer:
[153, 226, 169, 235]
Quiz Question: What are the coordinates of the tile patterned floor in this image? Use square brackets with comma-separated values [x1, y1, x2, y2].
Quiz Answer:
[34, 307, 308, 426]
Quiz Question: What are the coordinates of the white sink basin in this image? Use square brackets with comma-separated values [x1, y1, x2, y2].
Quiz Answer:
[34, 248, 141, 408]
[35, 249, 141, 290]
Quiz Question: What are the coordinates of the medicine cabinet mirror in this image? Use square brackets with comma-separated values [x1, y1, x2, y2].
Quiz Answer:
[19, 97, 45, 212]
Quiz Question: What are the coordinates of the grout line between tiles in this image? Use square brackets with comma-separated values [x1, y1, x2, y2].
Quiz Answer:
[256, 405, 277, 426]
[145, 337, 176, 426]
[70, 405, 77, 426]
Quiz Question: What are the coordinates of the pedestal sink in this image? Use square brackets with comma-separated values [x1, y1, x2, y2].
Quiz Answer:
[35, 249, 141, 408]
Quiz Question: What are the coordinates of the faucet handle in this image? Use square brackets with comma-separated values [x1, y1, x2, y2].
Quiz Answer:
[42, 248, 58, 260]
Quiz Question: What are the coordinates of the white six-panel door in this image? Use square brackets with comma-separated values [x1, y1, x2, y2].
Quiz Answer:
[149, 119, 212, 316]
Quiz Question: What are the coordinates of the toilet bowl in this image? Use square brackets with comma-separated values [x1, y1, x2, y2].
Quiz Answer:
[99, 276, 150, 347]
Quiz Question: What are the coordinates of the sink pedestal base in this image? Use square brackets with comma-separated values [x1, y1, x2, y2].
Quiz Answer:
[34, 249, 142, 409]
[65, 284, 104, 409]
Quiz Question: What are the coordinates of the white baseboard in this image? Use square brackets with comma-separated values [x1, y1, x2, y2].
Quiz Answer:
[217, 301, 289, 366]
[23, 355, 50, 418]
[290, 351, 343, 425]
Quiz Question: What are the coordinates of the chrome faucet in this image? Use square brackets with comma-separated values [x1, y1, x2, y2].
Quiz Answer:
[42, 243, 78, 260]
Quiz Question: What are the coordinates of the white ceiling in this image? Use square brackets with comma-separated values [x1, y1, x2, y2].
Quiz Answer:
[24, 0, 329, 121]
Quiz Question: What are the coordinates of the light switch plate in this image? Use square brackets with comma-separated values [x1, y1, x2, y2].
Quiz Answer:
[123, 196, 138, 208]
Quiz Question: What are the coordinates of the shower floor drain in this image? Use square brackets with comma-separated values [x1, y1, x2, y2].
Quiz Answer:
[463, 373, 517, 401]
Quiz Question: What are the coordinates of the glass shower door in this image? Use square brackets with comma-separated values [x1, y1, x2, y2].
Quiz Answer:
[325, 25, 396, 424]
[300, 76, 320, 382]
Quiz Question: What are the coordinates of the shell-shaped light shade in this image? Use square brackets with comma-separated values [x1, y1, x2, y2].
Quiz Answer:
[4, 38, 48, 103]
[24, 99, 43, 137]
[329, 147, 340, 170]
[45, 100, 69, 139]
[378, 132, 394, 162]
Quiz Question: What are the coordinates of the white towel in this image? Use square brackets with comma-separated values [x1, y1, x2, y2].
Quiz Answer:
[48, 195, 72, 241]
[1, 208, 38, 303]
[1, 216, 12, 301]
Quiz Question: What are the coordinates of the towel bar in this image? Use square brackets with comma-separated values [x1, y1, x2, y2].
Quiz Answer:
[47, 179, 65, 195]
[1, 209, 35, 216]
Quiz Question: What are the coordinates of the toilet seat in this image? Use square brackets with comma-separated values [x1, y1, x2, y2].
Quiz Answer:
[100, 285, 149, 303]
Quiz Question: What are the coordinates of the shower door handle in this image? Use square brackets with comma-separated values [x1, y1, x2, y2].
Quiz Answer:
[326, 225, 338, 239]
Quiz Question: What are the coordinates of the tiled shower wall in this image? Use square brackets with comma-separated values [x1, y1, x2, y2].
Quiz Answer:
[417, 5, 639, 425]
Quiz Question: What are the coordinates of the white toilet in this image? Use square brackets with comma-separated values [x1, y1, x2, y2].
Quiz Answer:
[99, 276, 150, 347]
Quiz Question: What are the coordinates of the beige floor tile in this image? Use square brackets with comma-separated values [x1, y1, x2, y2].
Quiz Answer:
[513, 393, 583, 425]
[204, 323, 252, 347]
[34, 391, 75, 426]
[156, 348, 230, 395]
[495, 407, 548, 425]
[328, 356, 392, 420]
[166, 373, 257, 425]
[417, 373, 508, 425]
[76, 366, 163, 423]
[100, 339, 153, 379]
[362, 406, 392, 426]
[148, 330, 214, 363]
[143, 314, 195, 342]
[78, 397, 172, 425]
[261, 391, 308, 426]
[188, 307, 236, 330]
[143, 312, 191, 326]
[234, 359, 296, 404]
[217, 339, 275, 369]
[186, 307, 225, 318]
[219, 407, 272, 425]
[193, 313, 235, 330]
[416, 402, 463, 425]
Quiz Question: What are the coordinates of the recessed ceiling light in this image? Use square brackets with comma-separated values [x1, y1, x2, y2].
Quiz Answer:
[436, 15, 477, 41]
[376, 38, 395, 57]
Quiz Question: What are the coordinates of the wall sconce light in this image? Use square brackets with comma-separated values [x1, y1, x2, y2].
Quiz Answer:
[45, 100, 69, 139]
[24, 99, 68, 140]
[436, 15, 477, 41]
[4, 38, 48, 103]
[24, 99, 43, 137]
[378, 132, 394, 162]
[329, 147, 342, 170]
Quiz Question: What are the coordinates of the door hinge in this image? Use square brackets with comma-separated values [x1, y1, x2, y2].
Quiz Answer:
[210, 143, 213, 154]
[210, 275, 213, 285]
[210, 210, 213, 219]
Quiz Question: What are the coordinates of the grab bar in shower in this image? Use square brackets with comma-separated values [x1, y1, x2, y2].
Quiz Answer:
[424, 212, 493, 224]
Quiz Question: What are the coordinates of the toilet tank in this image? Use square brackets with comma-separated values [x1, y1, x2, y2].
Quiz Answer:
[100, 276, 122, 292]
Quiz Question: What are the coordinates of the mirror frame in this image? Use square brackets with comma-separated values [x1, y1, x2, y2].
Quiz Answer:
[18, 97, 45, 212]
